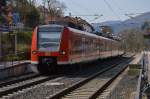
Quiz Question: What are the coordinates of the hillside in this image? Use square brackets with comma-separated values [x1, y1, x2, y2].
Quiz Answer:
[92, 12, 150, 34]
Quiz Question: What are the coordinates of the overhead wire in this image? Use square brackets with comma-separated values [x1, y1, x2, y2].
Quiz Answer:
[111, 0, 126, 13]
[111, 0, 146, 28]
[111, 0, 144, 20]
[89, 15, 103, 22]
[66, 0, 103, 22]
[66, 0, 91, 20]
[103, 0, 122, 21]
[111, 0, 134, 19]
[69, 0, 91, 14]
[66, 7, 81, 16]
[92, 0, 108, 23]
[103, 0, 127, 26]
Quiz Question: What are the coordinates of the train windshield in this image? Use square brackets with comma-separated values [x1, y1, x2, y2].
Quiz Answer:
[38, 25, 63, 51]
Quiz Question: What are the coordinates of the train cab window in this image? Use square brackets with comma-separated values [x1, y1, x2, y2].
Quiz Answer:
[38, 25, 63, 52]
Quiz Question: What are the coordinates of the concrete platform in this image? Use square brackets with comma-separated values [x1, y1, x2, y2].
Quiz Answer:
[128, 53, 143, 68]
[0, 60, 32, 79]
[128, 53, 143, 76]
[0, 60, 30, 69]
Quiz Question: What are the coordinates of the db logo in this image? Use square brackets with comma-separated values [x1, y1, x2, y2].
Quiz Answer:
[45, 52, 51, 56]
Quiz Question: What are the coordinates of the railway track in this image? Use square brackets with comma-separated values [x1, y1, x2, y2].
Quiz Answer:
[0, 56, 132, 99]
[0, 74, 60, 98]
[47, 59, 132, 99]
[0, 73, 40, 88]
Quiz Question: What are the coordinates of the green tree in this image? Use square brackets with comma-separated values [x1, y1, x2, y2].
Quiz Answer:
[14, 0, 39, 27]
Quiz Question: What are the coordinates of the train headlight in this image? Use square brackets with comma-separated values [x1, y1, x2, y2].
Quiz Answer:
[32, 50, 38, 55]
[60, 51, 66, 55]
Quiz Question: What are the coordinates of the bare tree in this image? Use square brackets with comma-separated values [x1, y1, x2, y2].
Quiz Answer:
[120, 28, 147, 52]
[44, 0, 66, 17]
[27, 0, 36, 6]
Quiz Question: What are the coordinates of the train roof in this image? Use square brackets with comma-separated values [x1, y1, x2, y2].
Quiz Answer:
[68, 27, 118, 42]
[39, 24, 63, 28]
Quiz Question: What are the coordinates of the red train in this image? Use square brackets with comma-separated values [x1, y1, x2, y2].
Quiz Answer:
[31, 18, 124, 73]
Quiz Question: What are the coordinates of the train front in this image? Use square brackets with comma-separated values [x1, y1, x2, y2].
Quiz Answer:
[31, 25, 68, 74]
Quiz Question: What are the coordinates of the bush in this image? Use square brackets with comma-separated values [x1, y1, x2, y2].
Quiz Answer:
[1, 30, 32, 60]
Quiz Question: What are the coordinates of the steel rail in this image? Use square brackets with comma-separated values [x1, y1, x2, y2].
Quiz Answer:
[0, 73, 40, 88]
[89, 60, 130, 99]
[47, 58, 132, 99]
[0, 75, 60, 98]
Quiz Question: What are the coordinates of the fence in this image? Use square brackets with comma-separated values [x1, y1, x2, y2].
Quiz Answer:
[0, 51, 30, 69]
[0, 25, 31, 70]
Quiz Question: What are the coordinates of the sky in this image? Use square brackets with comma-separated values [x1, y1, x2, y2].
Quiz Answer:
[37, 0, 150, 23]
